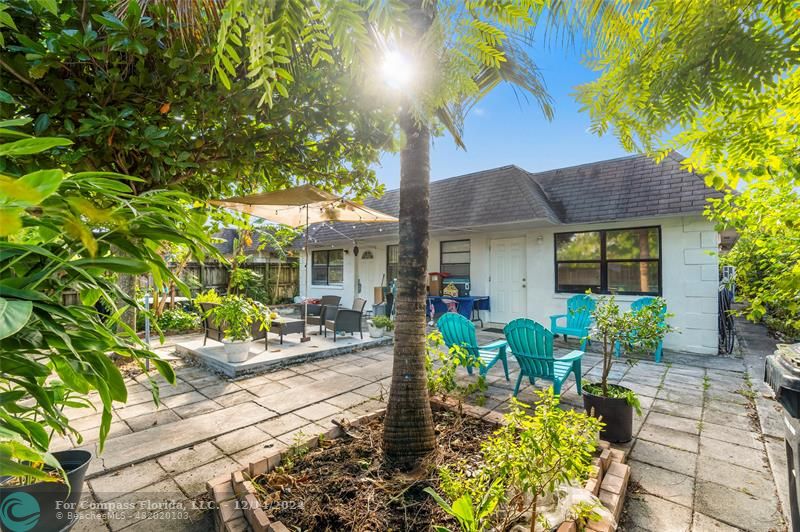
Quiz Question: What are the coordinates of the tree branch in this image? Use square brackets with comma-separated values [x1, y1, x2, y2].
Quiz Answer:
[0, 58, 53, 104]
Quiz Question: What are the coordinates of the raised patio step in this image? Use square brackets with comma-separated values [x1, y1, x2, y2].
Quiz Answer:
[175, 333, 392, 377]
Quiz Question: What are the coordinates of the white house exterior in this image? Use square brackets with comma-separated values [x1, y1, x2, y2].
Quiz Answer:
[300, 154, 723, 355]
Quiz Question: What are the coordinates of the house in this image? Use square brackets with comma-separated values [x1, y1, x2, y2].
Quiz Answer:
[300, 153, 724, 355]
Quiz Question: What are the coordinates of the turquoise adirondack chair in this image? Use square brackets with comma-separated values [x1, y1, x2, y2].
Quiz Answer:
[437, 313, 510, 380]
[550, 294, 595, 350]
[615, 296, 667, 363]
[504, 318, 583, 397]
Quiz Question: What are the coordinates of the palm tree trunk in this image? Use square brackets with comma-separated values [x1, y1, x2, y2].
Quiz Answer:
[382, 111, 436, 467]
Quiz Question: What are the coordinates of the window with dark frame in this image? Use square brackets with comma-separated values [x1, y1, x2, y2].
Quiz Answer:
[440, 240, 471, 281]
[554, 227, 661, 295]
[386, 244, 399, 282]
[311, 249, 344, 286]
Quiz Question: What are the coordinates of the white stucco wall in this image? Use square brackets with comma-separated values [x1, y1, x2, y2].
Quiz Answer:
[300, 214, 719, 354]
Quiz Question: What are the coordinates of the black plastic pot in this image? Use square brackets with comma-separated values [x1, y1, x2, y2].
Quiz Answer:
[0, 449, 92, 532]
[583, 385, 634, 443]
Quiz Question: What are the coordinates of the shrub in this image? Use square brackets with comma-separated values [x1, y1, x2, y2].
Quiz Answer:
[157, 308, 200, 332]
[195, 288, 223, 307]
[424, 331, 486, 408]
[0, 129, 216, 484]
[426, 388, 605, 531]
[206, 295, 269, 341]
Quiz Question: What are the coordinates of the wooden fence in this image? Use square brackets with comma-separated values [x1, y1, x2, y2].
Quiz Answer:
[181, 260, 299, 303]
[61, 259, 299, 307]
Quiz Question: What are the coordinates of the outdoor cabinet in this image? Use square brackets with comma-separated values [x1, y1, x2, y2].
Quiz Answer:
[429, 272, 442, 296]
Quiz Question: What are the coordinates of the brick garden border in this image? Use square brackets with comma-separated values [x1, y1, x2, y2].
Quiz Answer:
[206, 398, 629, 532]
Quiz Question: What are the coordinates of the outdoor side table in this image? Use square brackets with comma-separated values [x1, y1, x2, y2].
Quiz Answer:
[268, 318, 306, 346]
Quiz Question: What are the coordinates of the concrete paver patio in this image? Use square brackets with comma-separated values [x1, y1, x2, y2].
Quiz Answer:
[64, 321, 789, 532]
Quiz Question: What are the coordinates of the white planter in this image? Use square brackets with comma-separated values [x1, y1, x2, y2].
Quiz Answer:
[367, 321, 386, 338]
[222, 338, 251, 363]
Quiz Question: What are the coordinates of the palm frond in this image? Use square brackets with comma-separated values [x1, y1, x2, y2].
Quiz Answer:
[436, 105, 466, 149]
[438, 40, 554, 149]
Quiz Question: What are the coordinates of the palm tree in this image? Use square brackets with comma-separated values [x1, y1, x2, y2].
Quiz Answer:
[378, 1, 555, 467]
[378, 2, 438, 466]
[153, 0, 592, 468]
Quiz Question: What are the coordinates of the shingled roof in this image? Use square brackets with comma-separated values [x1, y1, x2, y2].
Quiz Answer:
[307, 153, 722, 244]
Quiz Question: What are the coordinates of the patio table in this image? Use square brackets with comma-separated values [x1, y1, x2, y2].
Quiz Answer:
[427, 296, 490, 326]
[267, 317, 305, 346]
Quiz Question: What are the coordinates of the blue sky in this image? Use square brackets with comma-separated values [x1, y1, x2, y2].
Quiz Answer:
[374, 42, 630, 190]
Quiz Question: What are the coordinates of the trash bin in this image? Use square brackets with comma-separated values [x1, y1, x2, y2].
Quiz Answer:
[765, 343, 800, 531]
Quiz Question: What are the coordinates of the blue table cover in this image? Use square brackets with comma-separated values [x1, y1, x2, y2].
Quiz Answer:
[427, 296, 490, 320]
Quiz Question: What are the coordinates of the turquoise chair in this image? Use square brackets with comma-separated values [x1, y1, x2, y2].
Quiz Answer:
[504, 318, 583, 397]
[549, 294, 595, 350]
[437, 313, 510, 380]
[615, 296, 667, 363]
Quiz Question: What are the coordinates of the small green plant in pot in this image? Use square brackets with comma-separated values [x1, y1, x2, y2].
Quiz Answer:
[583, 295, 674, 442]
[207, 295, 267, 363]
[367, 314, 394, 338]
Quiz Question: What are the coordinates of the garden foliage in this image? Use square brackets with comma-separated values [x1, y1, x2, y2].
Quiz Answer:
[0, 126, 216, 483]
[577, 0, 800, 333]
[0, 0, 393, 199]
[426, 389, 604, 531]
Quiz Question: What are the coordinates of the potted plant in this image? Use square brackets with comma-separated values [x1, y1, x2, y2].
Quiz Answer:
[194, 288, 223, 307]
[1, 401, 93, 532]
[207, 295, 267, 362]
[367, 314, 394, 338]
[582, 295, 674, 442]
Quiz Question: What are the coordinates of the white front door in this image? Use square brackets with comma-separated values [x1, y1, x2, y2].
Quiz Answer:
[490, 237, 527, 323]
[357, 247, 380, 307]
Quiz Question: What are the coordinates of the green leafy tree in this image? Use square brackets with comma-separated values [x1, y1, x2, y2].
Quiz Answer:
[575, 0, 800, 332]
[588, 295, 673, 406]
[0, 126, 217, 482]
[709, 180, 800, 336]
[0, 0, 394, 199]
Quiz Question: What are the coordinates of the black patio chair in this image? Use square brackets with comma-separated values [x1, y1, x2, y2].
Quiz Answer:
[325, 298, 367, 341]
[305, 295, 341, 334]
[199, 302, 223, 345]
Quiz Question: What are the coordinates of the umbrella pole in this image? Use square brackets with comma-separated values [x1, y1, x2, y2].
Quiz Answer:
[301, 205, 310, 342]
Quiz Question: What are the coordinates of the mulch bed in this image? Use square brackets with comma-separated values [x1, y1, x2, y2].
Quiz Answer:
[252, 409, 497, 531]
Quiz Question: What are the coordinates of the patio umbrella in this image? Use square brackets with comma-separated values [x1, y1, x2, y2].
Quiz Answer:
[210, 185, 397, 340]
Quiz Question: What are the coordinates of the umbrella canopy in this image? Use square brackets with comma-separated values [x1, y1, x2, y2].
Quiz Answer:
[210, 184, 397, 228]
[210, 185, 397, 342]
